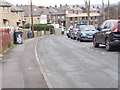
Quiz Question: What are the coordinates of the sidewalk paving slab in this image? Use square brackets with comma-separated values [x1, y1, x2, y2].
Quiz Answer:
[1, 37, 48, 88]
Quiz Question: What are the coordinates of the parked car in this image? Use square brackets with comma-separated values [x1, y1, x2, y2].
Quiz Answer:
[67, 30, 73, 38]
[93, 20, 120, 51]
[71, 23, 87, 40]
[76, 25, 97, 41]
[66, 27, 73, 38]
[70, 28, 79, 39]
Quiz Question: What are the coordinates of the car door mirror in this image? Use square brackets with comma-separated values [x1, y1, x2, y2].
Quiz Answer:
[104, 26, 107, 29]
[97, 27, 101, 31]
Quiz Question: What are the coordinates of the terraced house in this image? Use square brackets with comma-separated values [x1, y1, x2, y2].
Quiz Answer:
[46, 6, 66, 27]
[19, 5, 42, 24]
[0, 0, 25, 28]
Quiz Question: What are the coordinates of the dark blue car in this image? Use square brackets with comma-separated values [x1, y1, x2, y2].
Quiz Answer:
[76, 25, 98, 41]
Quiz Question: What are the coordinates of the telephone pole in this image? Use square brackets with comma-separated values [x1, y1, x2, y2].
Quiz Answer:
[30, 0, 34, 37]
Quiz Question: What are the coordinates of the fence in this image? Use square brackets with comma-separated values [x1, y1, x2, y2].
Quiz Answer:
[0, 28, 54, 53]
[0, 28, 11, 53]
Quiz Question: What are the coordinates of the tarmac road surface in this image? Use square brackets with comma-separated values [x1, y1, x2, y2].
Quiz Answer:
[37, 35, 118, 88]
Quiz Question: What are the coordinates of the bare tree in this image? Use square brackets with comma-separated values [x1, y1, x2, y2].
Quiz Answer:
[84, 0, 91, 25]
[105, 6, 118, 19]
[102, 0, 105, 21]
[107, 0, 110, 19]
[118, 1, 120, 19]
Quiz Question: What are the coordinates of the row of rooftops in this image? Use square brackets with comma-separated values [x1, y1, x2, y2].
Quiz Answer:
[0, 0, 24, 12]
[0, 0, 11, 7]
[0, 0, 101, 17]
[0, 0, 65, 16]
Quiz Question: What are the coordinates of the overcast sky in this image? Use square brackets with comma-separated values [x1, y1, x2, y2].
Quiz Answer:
[6, 0, 119, 6]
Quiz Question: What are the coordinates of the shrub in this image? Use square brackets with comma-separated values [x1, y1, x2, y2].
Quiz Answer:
[24, 24, 54, 31]
[24, 23, 31, 29]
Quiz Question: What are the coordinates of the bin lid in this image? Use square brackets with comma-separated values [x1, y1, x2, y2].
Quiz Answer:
[14, 30, 23, 32]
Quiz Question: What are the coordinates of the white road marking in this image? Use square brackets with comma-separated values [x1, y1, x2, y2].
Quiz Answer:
[101, 52, 106, 54]
[87, 47, 90, 49]
[90, 49, 93, 50]
[96, 50, 99, 52]
[28, 67, 32, 70]
[35, 37, 53, 88]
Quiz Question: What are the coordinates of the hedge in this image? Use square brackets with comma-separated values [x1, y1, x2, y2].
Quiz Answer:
[24, 24, 54, 31]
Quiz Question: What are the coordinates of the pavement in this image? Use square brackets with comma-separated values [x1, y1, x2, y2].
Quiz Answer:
[1, 37, 48, 88]
[37, 35, 118, 88]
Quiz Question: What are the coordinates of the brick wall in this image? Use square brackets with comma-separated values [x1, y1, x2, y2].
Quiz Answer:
[0, 30, 2, 53]
[0, 28, 11, 53]
[2, 29, 11, 51]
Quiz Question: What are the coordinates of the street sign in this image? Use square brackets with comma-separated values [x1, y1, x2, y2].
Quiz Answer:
[80, 21, 89, 24]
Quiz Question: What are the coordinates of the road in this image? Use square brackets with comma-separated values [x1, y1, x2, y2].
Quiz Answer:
[37, 35, 118, 88]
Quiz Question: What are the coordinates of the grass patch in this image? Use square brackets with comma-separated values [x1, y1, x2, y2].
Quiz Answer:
[8, 42, 14, 49]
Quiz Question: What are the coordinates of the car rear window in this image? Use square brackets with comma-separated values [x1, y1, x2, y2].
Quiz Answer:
[80, 25, 96, 31]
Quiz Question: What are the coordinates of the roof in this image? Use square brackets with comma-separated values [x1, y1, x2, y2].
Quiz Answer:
[0, 0, 12, 7]
[105, 20, 118, 22]
[59, 5, 72, 11]
[70, 5, 83, 11]
[11, 5, 24, 12]
[39, 7, 51, 15]
[19, 5, 42, 17]
[46, 7, 66, 15]
[66, 13, 100, 17]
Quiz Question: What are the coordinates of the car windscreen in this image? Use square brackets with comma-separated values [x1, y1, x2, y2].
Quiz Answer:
[80, 25, 96, 31]
[76, 24, 87, 28]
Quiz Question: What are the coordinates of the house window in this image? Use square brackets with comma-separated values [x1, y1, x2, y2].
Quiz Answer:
[73, 11, 74, 13]
[58, 16, 60, 19]
[3, 7, 5, 13]
[22, 12, 24, 17]
[86, 17, 88, 20]
[53, 16, 55, 19]
[70, 17, 73, 21]
[6, 7, 9, 13]
[12, 12, 14, 16]
[75, 17, 77, 20]
[91, 17, 93, 20]
[76, 11, 78, 14]
[82, 17, 84, 20]
[62, 16, 64, 19]
[16, 12, 19, 17]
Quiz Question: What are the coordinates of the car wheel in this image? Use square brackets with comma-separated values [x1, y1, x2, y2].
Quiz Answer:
[79, 38, 83, 42]
[77, 38, 79, 41]
[79, 36, 83, 42]
[80, 39, 83, 42]
[74, 37, 76, 40]
[105, 39, 113, 51]
[93, 37, 99, 48]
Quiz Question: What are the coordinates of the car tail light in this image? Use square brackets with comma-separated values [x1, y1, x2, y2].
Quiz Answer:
[74, 30, 77, 32]
[112, 22, 118, 32]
